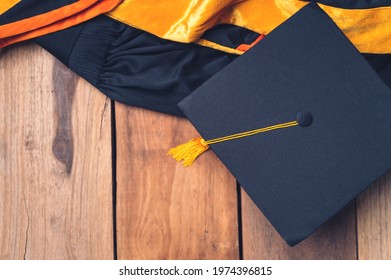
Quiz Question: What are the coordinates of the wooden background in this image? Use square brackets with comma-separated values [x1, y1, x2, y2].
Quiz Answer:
[1, 44, 390, 260]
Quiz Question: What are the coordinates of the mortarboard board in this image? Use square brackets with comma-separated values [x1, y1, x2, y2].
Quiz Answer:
[169, 2, 391, 246]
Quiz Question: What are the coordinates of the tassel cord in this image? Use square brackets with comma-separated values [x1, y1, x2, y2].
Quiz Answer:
[168, 120, 299, 167]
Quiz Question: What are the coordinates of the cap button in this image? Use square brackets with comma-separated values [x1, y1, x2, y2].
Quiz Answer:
[296, 111, 313, 127]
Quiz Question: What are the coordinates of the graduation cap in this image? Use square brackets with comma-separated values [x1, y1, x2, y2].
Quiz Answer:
[168, 2, 391, 246]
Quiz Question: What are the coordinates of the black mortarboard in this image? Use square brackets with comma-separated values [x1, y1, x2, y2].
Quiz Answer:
[169, 3, 391, 246]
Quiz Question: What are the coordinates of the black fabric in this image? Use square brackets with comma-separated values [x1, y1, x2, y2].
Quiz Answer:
[34, 24, 84, 65]
[202, 24, 260, 49]
[0, 0, 78, 25]
[36, 15, 237, 116]
[178, 3, 391, 246]
[304, 0, 391, 9]
[34, 15, 391, 118]
[364, 54, 391, 89]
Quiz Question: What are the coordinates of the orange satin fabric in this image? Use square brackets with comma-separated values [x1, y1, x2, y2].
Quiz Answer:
[0, 0, 123, 48]
[0, 0, 97, 38]
[108, 0, 391, 54]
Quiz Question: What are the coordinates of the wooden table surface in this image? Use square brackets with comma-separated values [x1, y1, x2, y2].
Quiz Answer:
[1, 43, 390, 260]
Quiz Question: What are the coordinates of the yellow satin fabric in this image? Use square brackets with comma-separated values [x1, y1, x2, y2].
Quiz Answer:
[0, 0, 21, 15]
[108, 0, 391, 54]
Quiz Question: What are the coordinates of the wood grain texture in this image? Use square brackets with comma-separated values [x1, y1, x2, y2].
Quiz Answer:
[357, 170, 391, 259]
[115, 105, 239, 259]
[241, 190, 357, 259]
[0, 44, 113, 259]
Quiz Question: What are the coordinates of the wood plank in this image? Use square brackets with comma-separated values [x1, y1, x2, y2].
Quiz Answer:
[357, 170, 391, 259]
[241, 190, 357, 259]
[0, 44, 113, 259]
[116, 105, 239, 259]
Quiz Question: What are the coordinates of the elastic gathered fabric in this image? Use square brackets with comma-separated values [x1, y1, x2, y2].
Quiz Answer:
[35, 16, 238, 116]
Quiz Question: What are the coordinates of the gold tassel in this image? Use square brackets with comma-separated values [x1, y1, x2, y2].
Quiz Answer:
[167, 137, 209, 167]
[168, 120, 301, 167]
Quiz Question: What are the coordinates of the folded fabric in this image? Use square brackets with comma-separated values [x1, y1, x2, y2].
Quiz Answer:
[35, 13, 391, 117]
[0, 0, 122, 48]
[34, 16, 238, 116]
[0, 0, 97, 37]
[108, 0, 391, 54]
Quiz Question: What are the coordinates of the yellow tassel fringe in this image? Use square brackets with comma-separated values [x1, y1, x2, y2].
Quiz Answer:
[168, 120, 300, 167]
[167, 137, 209, 167]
